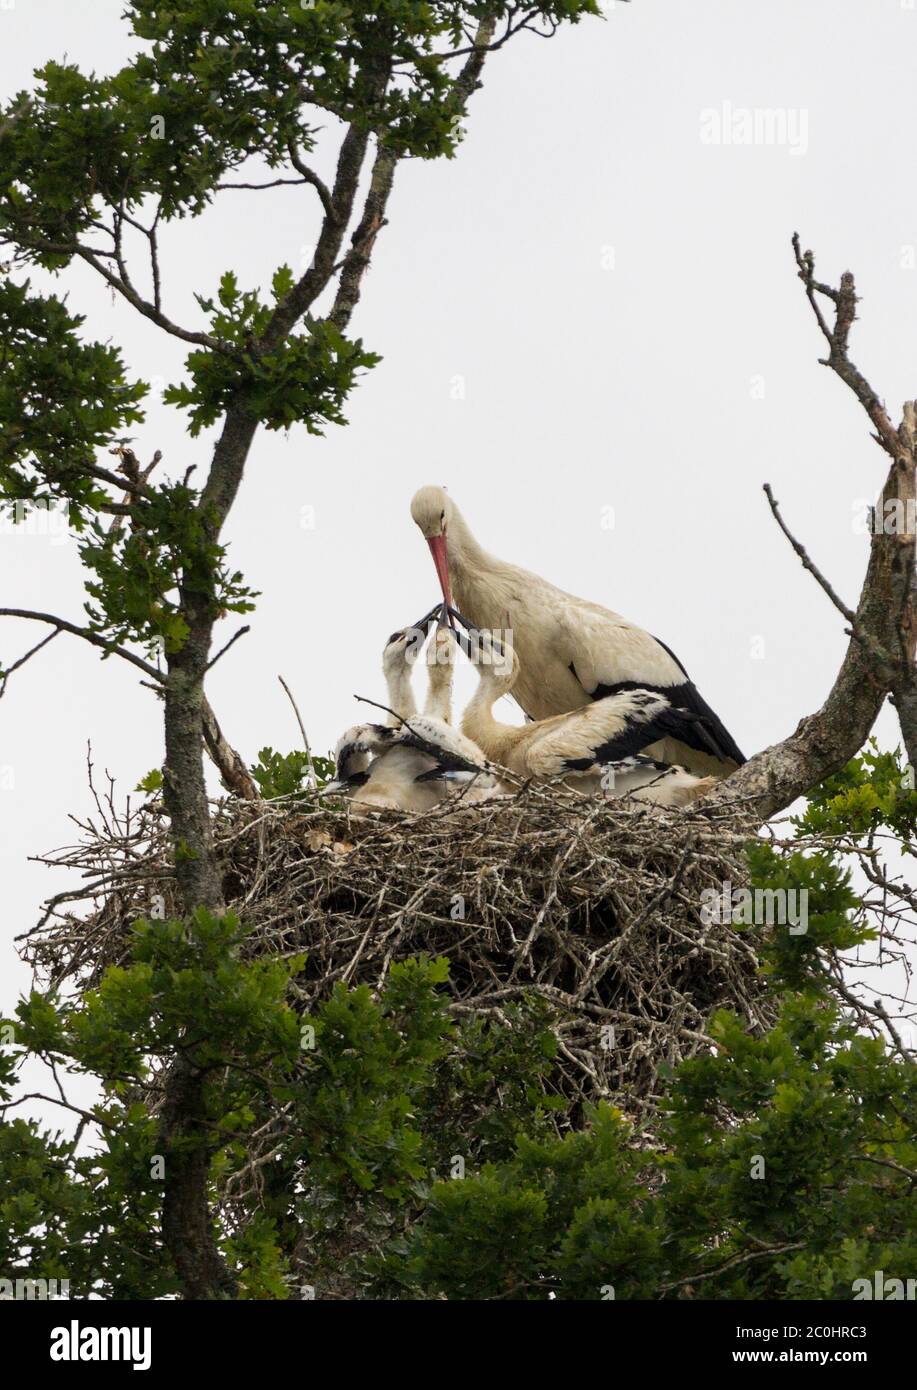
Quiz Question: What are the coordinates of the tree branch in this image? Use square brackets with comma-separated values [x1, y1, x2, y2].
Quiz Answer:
[0, 607, 257, 806]
[71, 244, 237, 357]
[206, 625, 250, 672]
[0, 608, 163, 683]
[328, 142, 398, 331]
[792, 233, 900, 458]
[258, 120, 375, 354]
[278, 673, 318, 792]
[217, 177, 312, 192]
[286, 143, 335, 219]
[0, 627, 61, 697]
[890, 404, 917, 770]
[445, 7, 555, 62]
[762, 483, 894, 674]
[659, 1241, 806, 1294]
[87, 460, 157, 504]
[326, 13, 496, 334]
[763, 483, 858, 628]
[452, 12, 500, 98]
[200, 696, 259, 802]
[707, 238, 917, 820]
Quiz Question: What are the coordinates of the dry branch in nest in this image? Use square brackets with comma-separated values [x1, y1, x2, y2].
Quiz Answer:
[21, 781, 775, 1118]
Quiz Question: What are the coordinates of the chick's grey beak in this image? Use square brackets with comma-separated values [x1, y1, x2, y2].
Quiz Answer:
[411, 601, 447, 635]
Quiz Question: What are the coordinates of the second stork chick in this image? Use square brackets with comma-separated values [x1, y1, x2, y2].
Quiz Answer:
[459, 628, 717, 807]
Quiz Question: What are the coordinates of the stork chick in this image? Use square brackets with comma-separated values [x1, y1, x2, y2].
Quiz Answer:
[381, 627, 423, 724]
[330, 620, 496, 812]
[459, 628, 716, 807]
[422, 621, 456, 724]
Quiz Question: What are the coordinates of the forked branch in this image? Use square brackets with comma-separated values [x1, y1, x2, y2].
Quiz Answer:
[710, 238, 917, 819]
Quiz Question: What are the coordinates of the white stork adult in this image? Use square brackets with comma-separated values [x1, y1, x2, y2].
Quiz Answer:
[458, 628, 716, 806]
[329, 619, 496, 812]
[410, 485, 745, 779]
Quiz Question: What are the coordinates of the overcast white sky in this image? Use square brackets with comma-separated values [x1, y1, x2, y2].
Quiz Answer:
[2, 0, 915, 1055]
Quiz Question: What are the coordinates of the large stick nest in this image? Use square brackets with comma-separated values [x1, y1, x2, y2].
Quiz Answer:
[22, 783, 774, 1116]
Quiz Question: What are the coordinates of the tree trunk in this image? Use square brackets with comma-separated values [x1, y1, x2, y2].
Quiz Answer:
[156, 413, 261, 1298]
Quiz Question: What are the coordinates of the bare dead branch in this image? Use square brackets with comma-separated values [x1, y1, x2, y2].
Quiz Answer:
[200, 696, 258, 802]
[708, 238, 917, 819]
[90, 459, 156, 503]
[792, 234, 900, 457]
[217, 176, 312, 192]
[278, 674, 319, 792]
[206, 625, 251, 672]
[0, 627, 61, 697]
[763, 483, 858, 628]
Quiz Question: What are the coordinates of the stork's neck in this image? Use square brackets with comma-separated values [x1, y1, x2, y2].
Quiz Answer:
[423, 675, 452, 724]
[445, 502, 491, 580]
[385, 665, 417, 726]
[460, 676, 516, 765]
[444, 503, 529, 634]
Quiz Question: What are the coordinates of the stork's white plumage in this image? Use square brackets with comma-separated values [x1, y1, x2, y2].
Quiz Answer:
[330, 622, 496, 812]
[459, 630, 716, 806]
[410, 485, 745, 779]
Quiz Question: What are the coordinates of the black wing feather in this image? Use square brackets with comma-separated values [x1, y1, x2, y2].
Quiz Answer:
[562, 698, 718, 772]
[585, 678, 745, 765]
[335, 723, 395, 779]
[397, 727, 486, 778]
[574, 630, 746, 766]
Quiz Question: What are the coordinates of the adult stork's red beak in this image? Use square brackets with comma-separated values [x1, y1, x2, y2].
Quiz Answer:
[426, 533, 455, 628]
